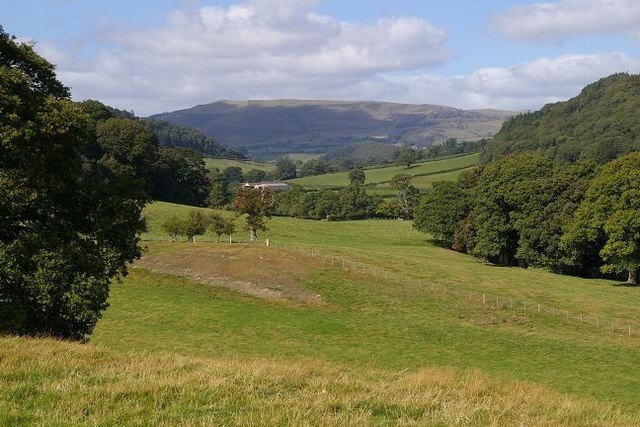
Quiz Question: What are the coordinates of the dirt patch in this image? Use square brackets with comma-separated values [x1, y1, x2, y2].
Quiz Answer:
[135, 244, 326, 305]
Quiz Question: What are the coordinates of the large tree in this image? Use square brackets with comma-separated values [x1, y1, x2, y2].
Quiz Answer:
[0, 28, 148, 339]
[232, 188, 274, 241]
[563, 153, 640, 284]
[391, 174, 420, 220]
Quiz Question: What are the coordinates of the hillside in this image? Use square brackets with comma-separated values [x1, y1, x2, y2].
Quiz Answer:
[151, 100, 514, 156]
[484, 73, 640, 163]
[143, 118, 246, 159]
[288, 153, 479, 195]
[5, 203, 640, 423]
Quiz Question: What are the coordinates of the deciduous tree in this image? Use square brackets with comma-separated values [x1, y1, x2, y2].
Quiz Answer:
[0, 28, 147, 339]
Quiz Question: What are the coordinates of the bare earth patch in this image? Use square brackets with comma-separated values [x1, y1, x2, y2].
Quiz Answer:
[135, 244, 326, 305]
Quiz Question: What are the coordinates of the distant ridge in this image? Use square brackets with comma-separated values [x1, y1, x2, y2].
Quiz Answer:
[150, 100, 515, 156]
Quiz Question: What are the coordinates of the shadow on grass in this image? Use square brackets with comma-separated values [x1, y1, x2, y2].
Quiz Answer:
[613, 282, 640, 288]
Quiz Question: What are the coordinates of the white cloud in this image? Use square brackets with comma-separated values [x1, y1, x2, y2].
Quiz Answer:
[323, 52, 640, 112]
[45, 0, 448, 114]
[37, 1, 640, 115]
[490, 0, 640, 42]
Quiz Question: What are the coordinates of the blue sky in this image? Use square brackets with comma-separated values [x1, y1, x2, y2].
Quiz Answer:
[2, 0, 639, 115]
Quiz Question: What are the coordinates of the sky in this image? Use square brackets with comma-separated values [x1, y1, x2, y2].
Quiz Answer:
[2, 0, 640, 116]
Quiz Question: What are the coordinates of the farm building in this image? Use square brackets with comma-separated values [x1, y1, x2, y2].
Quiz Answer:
[243, 181, 291, 191]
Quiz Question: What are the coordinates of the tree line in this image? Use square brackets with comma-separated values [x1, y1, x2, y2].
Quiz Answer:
[414, 152, 640, 284]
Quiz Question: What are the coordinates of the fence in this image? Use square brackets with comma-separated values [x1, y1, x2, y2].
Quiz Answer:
[141, 236, 640, 339]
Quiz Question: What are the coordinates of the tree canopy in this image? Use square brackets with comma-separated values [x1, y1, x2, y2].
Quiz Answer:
[563, 153, 640, 284]
[484, 73, 640, 164]
[0, 28, 148, 339]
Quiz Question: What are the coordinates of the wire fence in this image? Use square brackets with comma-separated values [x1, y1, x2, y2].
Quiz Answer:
[141, 236, 640, 339]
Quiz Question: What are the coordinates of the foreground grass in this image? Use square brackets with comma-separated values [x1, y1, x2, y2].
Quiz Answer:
[1, 336, 636, 426]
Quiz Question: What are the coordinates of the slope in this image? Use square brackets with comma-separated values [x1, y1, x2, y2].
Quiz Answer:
[484, 73, 640, 163]
[151, 100, 514, 156]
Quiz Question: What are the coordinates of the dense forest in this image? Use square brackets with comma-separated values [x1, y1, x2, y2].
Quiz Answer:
[415, 73, 640, 284]
[143, 118, 246, 159]
[483, 73, 640, 164]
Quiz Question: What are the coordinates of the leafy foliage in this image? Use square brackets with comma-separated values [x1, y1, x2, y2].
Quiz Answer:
[563, 153, 640, 283]
[391, 174, 420, 219]
[348, 167, 365, 185]
[232, 188, 274, 241]
[274, 157, 297, 180]
[484, 73, 640, 164]
[144, 118, 245, 159]
[209, 214, 236, 242]
[0, 29, 147, 339]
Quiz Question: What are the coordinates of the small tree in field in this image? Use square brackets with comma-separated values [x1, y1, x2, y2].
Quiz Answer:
[209, 214, 236, 242]
[348, 167, 365, 185]
[182, 210, 210, 242]
[162, 215, 184, 242]
[232, 188, 274, 241]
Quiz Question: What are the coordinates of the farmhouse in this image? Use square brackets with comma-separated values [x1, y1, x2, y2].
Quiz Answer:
[243, 181, 291, 191]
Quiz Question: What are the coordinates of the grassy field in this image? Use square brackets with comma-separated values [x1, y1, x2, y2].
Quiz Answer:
[2, 336, 635, 426]
[204, 157, 275, 173]
[287, 153, 479, 190]
[3, 201, 640, 424]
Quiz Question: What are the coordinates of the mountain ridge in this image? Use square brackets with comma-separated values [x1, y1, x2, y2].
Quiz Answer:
[151, 99, 515, 156]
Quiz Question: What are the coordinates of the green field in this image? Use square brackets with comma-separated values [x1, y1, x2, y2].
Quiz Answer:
[288, 153, 480, 190]
[204, 157, 275, 173]
[3, 201, 640, 425]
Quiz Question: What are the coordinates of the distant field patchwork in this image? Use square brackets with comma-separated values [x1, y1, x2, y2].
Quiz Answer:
[288, 153, 480, 192]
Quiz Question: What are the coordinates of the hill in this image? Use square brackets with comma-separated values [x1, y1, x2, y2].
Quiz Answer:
[150, 100, 514, 156]
[143, 118, 246, 159]
[484, 73, 640, 163]
[288, 153, 479, 196]
[5, 202, 640, 423]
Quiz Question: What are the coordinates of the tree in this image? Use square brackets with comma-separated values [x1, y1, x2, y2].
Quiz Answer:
[395, 148, 417, 168]
[182, 210, 210, 242]
[232, 188, 274, 241]
[0, 28, 147, 340]
[245, 168, 267, 183]
[391, 174, 420, 219]
[209, 214, 236, 242]
[338, 184, 379, 220]
[151, 147, 210, 206]
[222, 166, 244, 187]
[207, 169, 231, 207]
[300, 159, 330, 177]
[563, 153, 640, 284]
[414, 180, 472, 246]
[472, 154, 552, 265]
[162, 215, 184, 242]
[348, 167, 366, 185]
[275, 157, 297, 180]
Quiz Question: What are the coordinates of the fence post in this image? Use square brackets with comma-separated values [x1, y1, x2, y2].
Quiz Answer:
[482, 293, 486, 306]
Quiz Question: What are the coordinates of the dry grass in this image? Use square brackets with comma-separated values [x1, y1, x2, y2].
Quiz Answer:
[1, 336, 635, 426]
[135, 244, 325, 304]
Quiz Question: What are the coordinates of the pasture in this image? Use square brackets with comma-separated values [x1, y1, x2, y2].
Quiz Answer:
[3, 201, 640, 425]
[288, 153, 480, 190]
